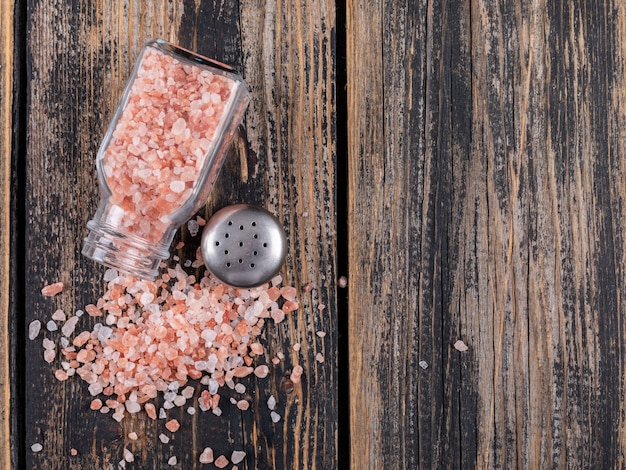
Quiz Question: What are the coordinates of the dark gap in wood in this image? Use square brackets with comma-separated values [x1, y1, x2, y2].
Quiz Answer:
[335, 0, 350, 468]
[10, 0, 29, 466]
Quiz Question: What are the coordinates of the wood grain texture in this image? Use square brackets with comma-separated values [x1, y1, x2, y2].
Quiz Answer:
[348, 0, 626, 468]
[0, 0, 14, 468]
[23, 1, 336, 469]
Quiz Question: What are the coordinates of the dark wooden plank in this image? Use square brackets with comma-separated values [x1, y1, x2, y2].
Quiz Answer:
[348, 0, 626, 468]
[0, 1, 15, 467]
[23, 1, 337, 468]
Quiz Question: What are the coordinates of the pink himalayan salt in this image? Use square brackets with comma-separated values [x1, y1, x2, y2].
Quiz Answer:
[47, 259, 298, 424]
[165, 419, 180, 433]
[199, 447, 214, 464]
[231, 451, 246, 464]
[316, 353, 325, 363]
[102, 47, 235, 243]
[214, 455, 229, 468]
[236, 400, 249, 411]
[254, 365, 269, 378]
[51, 309, 66, 321]
[41, 282, 64, 297]
[290, 365, 304, 384]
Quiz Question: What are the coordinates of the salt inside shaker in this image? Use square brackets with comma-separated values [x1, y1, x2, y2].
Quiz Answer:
[82, 39, 250, 279]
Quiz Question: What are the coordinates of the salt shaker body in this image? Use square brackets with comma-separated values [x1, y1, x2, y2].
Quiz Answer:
[83, 39, 250, 279]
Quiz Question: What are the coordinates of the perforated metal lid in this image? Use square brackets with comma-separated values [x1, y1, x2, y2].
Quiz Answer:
[201, 204, 287, 288]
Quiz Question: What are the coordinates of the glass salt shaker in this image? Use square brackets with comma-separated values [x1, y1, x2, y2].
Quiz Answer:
[82, 39, 250, 279]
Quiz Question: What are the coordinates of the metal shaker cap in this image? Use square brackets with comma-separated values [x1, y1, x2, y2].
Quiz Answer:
[201, 204, 287, 288]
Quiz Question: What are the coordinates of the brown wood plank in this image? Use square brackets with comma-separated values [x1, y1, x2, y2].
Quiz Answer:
[348, 0, 626, 468]
[0, 0, 14, 468]
[23, 1, 337, 468]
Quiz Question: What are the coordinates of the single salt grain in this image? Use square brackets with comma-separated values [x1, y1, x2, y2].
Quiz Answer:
[187, 406, 196, 415]
[44, 349, 55, 363]
[126, 400, 141, 413]
[90, 399, 103, 410]
[103, 269, 118, 281]
[214, 455, 229, 468]
[61, 316, 79, 337]
[197, 216, 206, 226]
[28, 320, 41, 340]
[317, 304, 326, 311]
[302, 282, 315, 293]
[337, 276, 348, 288]
[51, 309, 66, 321]
[41, 282, 64, 297]
[181, 386, 195, 399]
[290, 365, 304, 383]
[270, 411, 281, 423]
[70, 448, 78, 456]
[31, 443, 43, 452]
[159, 408, 167, 419]
[169, 180, 185, 193]
[42, 338, 55, 349]
[316, 331, 326, 338]
[231, 451, 246, 464]
[145, 403, 157, 419]
[124, 448, 134, 462]
[267, 395, 276, 410]
[168, 456, 177, 466]
[119, 460, 126, 468]
[159, 433, 170, 444]
[419, 360, 429, 369]
[128, 432, 138, 441]
[292, 343, 301, 352]
[54, 369, 67, 382]
[187, 219, 199, 236]
[175, 241, 185, 250]
[236, 400, 249, 411]
[199, 447, 214, 464]
[454, 340, 469, 352]
[165, 419, 180, 433]
[235, 383, 246, 394]
[254, 365, 269, 378]
[315, 353, 325, 363]
[46, 320, 58, 332]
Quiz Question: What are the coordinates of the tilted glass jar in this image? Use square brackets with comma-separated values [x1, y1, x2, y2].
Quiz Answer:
[82, 39, 250, 279]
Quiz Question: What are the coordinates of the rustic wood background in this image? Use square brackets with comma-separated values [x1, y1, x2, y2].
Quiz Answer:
[3, 0, 626, 468]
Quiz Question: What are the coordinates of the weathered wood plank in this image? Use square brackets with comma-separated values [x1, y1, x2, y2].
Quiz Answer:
[23, 1, 337, 468]
[348, 0, 626, 468]
[0, 0, 14, 468]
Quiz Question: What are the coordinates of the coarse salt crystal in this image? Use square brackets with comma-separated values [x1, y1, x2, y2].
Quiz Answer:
[235, 383, 246, 394]
[292, 343, 301, 352]
[254, 365, 269, 378]
[214, 455, 229, 468]
[43, 349, 55, 363]
[169, 181, 185, 193]
[31, 443, 43, 452]
[187, 406, 196, 415]
[419, 360, 429, 369]
[316, 331, 326, 338]
[231, 450, 246, 464]
[165, 419, 180, 432]
[187, 219, 199, 236]
[51, 309, 66, 321]
[124, 448, 134, 462]
[315, 353, 325, 363]
[267, 395, 276, 410]
[28, 320, 41, 340]
[41, 282, 64, 297]
[128, 432, 138, 441]
[270, 411, 281, 423]
[199, 447, 214, 464]
[236, 400, 249, 411]
[454, 340, 469, 352]
[70, 448, 78, 456]
[159, 433, 170, 444]
[168, 456, 177, 466]
[337, 276, 348, 288]
[61, 316, 79, 337]
[46, 320, 58, 332]
[290, 365, 303, 383]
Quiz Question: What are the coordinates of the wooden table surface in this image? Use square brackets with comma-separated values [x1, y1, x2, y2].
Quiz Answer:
[2, 0, 626, 469]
